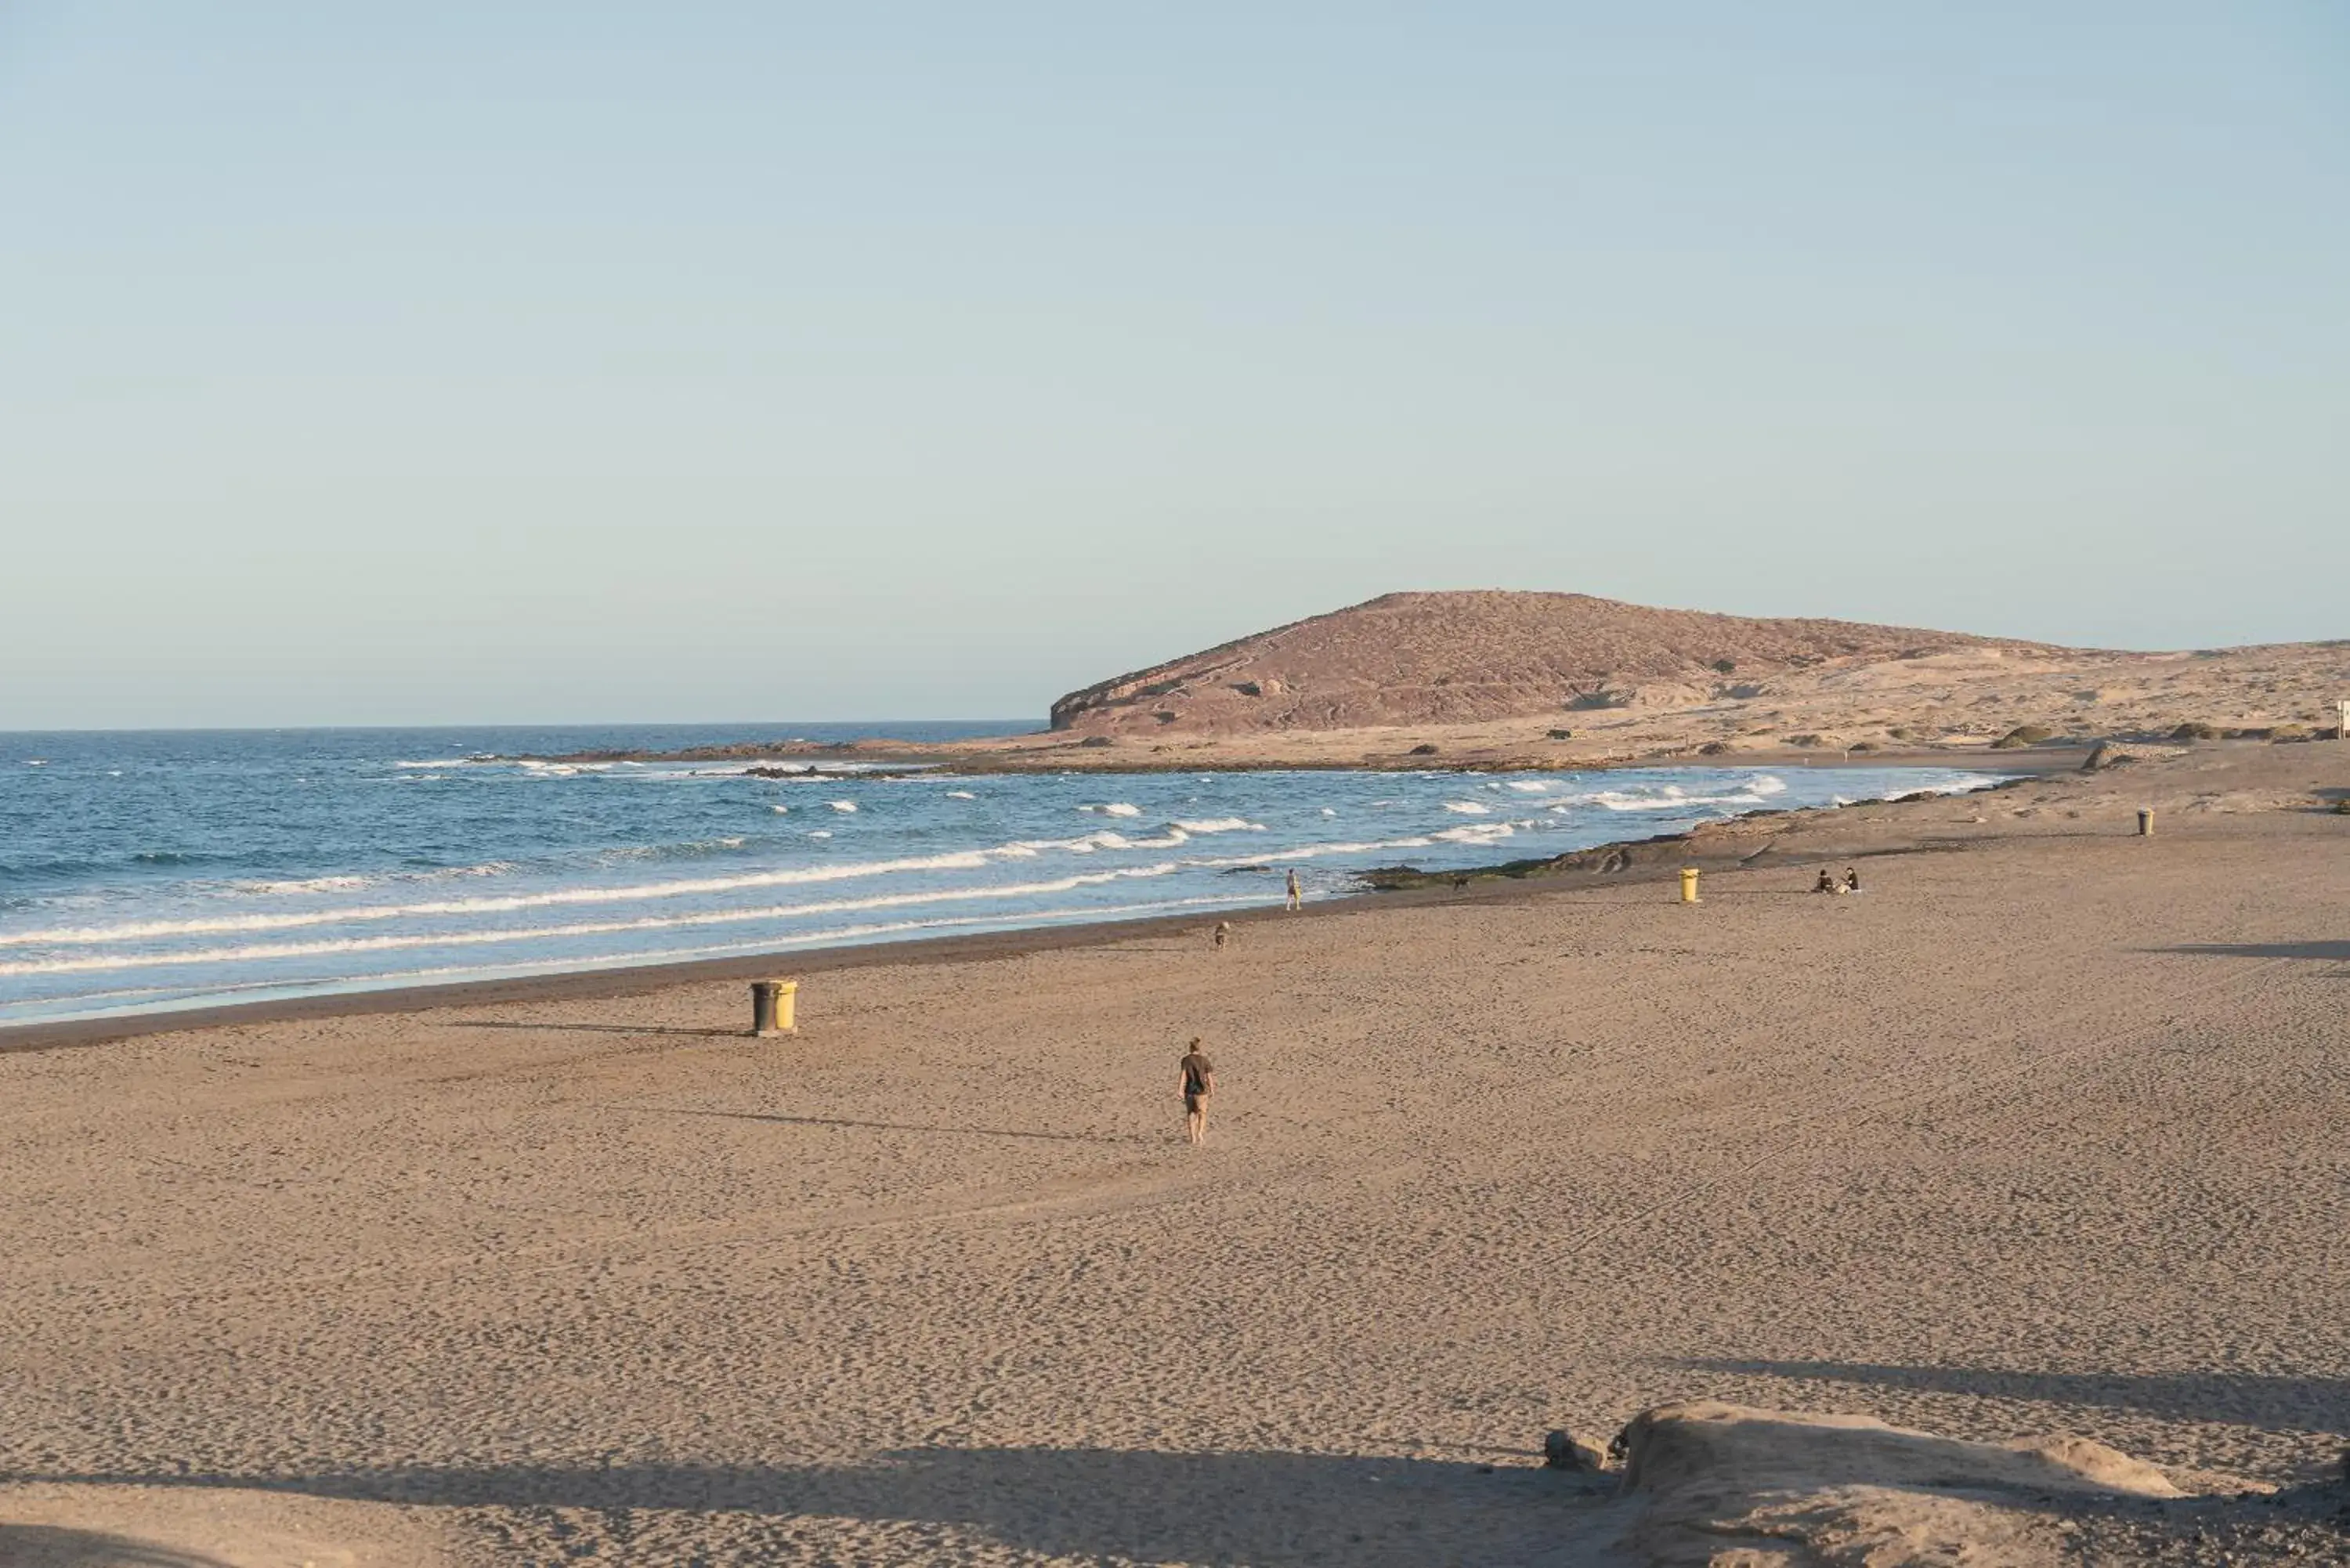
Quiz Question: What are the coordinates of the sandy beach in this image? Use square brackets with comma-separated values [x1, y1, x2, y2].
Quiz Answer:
[5, 742, 2347, 1565]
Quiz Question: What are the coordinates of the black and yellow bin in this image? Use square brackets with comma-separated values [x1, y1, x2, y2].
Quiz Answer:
[750, 979, 799, 1037]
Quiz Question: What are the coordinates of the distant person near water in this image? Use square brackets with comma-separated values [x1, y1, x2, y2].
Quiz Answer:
[1213, 920, 1231, 950]
[1179, 1039, 1216, 1144]
[1285, 869, 1303, 911]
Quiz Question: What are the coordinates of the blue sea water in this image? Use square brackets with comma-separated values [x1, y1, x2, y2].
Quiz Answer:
[0, 725, 2001, 1028]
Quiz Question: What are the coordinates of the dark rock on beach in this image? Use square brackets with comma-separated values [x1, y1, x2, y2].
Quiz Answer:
[1542, 1429, 1608, 1472]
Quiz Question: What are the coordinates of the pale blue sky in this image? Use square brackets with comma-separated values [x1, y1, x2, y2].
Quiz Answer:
[2, 4, 2343, 728]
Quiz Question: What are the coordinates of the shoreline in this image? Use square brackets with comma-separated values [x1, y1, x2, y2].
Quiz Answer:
[0, 849, 1762, 1054]
[0, 757, 2047, 1054]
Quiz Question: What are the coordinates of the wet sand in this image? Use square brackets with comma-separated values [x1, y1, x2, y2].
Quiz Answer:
[3, 744, 2346, 1564]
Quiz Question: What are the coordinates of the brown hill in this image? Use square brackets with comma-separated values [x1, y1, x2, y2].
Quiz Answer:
[1049, 591, 2062, 735]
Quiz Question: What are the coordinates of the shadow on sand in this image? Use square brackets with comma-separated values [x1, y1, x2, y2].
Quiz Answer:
[1679, 1360, 2350, 1436]
[456, 1021, 745, 1039]
[643, 1107, 1155, 1147]
[2150, 941, 2350, 961]
[0, 1525, 233, 1567]
[23, 1436, 2347, 1562]
[11, 1450, 1603, 1566]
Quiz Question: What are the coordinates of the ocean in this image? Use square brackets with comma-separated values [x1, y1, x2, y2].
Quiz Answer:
[0, 725, 2001, 1028]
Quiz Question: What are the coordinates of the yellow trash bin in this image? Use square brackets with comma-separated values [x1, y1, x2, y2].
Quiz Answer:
[1679, 867, 1700, 904]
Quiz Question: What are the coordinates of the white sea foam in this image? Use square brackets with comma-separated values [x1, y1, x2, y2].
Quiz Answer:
[1321, 807, 1337, 816]
[807, 830, 832, 838]
[1433, 823, 1515, 844]
[1060, 830, 1130, 854]
[1188, 834, 1438, 869]
[0, 865, 1193, 978]
[233, 876, 377, 896]
[603, 836, 747, 861]
[1535, 770, 1878, 815]
[1912, 772, 2002, 796]
[1579, 790, 1766, 812]
[1505, 780, 1552, 793]
[0, 849, 1035, 948]
[1081, 803, 1142, 817]
[945, 790, 976, 800]
[627, 767, 760, 782]
[1443, 801, 1491, 815]
[828, 800, 857, 813]
[1170, 818, 1261, 834]
[212, 861, 512, 899]
[771, 804, 790, 814]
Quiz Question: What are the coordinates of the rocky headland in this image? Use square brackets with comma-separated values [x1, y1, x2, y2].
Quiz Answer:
[544, 591, 2350, 774]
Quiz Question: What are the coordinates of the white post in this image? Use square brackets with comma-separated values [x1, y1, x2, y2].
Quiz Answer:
[2339, 699, 2348, 740]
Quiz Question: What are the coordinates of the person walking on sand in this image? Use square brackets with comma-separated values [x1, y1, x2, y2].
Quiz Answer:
[1179, 1038, 1216, 1144]
[1213, 920, 1231, 951]
[1285, 869, 1303, 911]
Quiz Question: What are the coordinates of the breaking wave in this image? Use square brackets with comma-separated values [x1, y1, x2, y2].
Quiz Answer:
[0, 865, 1194, 977]
[233, 876, 377, 896]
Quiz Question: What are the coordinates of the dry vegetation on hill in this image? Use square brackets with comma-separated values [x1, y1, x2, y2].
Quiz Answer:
[1048, 591, 2052, 735]
[975, 591, 2346, 771]
[560, 591, 2347, 774]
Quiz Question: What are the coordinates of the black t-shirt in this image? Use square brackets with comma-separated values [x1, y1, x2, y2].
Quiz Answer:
[1180, 1053, 1214, 1095]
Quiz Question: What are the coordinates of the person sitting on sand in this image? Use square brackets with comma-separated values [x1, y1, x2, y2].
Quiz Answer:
[1179, 1038, 1216, 1145]
[1843, 867, 1861, 894]
[1814, 869, 1838, 894]
[1285, 869, 1303, 911]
